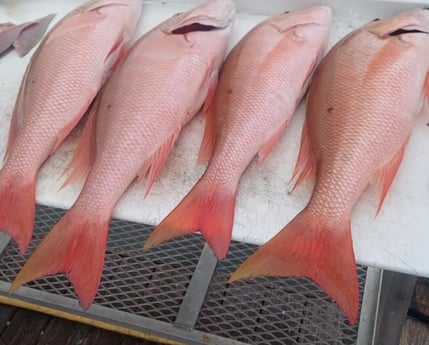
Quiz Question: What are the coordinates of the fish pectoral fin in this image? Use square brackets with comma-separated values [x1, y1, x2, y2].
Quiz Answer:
[289, 118, 316, 192]
[373, 140, 408, 216]
[60, 95, 100, 190]
[229, 209, 359, 325]
[138, 128, 181, 197]
[257, 117, 290, 165]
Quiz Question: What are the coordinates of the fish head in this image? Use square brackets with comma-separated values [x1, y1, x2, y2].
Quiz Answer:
[266, 6, 333, 95]
[159, 0, 236, 69]
[366, 8, 429, 38]
[160, 0, 236, 35]
[268, 5, 332, 62]
[360, 8, 429, 56]
[269, 5, 333, 35]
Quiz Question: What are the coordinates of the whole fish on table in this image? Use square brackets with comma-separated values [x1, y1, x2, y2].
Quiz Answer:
[230, 9, 429, 324]
[144, 6, 333, 259]
[11, 0, 236, 308]
[0, 0, 142, 254]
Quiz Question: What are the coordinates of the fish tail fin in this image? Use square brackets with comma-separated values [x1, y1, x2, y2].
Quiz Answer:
[0, 174, 35, 253]
[144, 180, 236, 259]
[229, 208, 359, 324]
[10, 210, 109, 308]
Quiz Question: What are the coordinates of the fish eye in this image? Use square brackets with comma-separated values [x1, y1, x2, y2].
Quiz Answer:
[372, 18, 381, 22]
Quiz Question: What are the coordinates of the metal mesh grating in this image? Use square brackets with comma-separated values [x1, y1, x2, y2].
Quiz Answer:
[0, 204, 366, 344]
[195, 241, 366, 345]
[0, 205, 204, 323]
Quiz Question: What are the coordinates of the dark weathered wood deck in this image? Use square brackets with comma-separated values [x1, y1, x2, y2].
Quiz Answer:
[0, 304, 160, 345]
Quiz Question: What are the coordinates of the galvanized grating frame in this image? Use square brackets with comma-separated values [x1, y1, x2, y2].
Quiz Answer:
[0, 205, 367, 344]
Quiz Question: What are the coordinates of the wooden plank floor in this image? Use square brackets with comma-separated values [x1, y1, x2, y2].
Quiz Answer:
[0, 304, 161, 345]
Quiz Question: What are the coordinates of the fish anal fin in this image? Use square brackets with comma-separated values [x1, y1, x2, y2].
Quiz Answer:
[60, 98, 99, 189]
[0, 174, 35, 253]
[289, 118, 316, 191]
[258, 118, 290, 165]
[229, 209, 359, 324]
[374, 140, 407, 216]
[10, 211, 109, 309]
[144, 181, 236, 259]
[139, 128, 181, 197]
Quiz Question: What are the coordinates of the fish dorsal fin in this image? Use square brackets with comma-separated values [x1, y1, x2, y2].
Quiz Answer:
[289, 118, 317, 192]
[258, 118, 290, 165]
[59, 96, 100, 190]
[138, 128, 181, 197]
[373, 140, 408, 216]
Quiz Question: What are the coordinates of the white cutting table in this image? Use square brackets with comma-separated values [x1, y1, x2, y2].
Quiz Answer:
[0, 0, 428, 289]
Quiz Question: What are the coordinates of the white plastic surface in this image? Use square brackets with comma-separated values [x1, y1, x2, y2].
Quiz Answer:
[0, 0, 428, 277]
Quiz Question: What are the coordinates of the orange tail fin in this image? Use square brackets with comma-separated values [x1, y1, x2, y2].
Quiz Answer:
[144, 180, 236, 259]
[0, 174, 35, 253]
[10, 210, 109, 308]
[229, 208, 359, 324]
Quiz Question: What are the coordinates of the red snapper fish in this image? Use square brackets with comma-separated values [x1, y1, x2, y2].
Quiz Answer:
[144, 6, 333, 259]
[0, 0, 142, 254]
[11, 0, 236, 308]
[230, 9, 429, 324]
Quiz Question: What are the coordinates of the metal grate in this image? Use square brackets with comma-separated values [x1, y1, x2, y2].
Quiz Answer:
[195, 241, 365, 345]
[0, 205, 204, 323]
[0, 205, 366, 344]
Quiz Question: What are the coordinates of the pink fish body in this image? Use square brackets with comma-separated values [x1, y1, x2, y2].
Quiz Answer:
[230, 9, 429, 324]
[0, 0, 142, 253]
[11, 0, 236, 308]
[144, 6, 333, 259]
